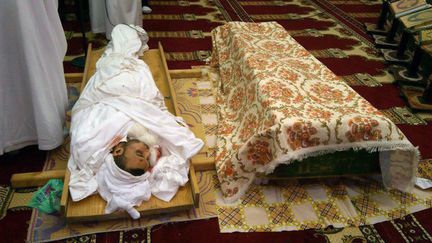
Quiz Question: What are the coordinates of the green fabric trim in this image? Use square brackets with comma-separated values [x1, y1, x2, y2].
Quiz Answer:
[271, 150, 380, 178]
[28, 179, 64, 214]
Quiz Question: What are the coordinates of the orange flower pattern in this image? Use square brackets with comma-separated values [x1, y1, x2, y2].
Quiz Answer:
[211, 22, 412, 202]
[228, 88, 244, 111]
[246, 140, 274, 166]
[239, 113, 259, 142]
[286, 121, 320, 150]
[261, 80, 293, 104]
[219, 159, 235, 178]
[345, 117, 382, 142]
[310, 83, 348, 104]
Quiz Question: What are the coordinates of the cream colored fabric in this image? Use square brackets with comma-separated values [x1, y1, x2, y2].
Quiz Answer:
[183, 65, 432, 233]
[211, 22, 419, 203]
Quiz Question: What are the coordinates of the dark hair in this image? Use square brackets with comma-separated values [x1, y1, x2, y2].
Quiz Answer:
[112, 142, 146, 176]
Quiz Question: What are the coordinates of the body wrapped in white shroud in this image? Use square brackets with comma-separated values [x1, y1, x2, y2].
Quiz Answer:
[68, 25, 203, 219]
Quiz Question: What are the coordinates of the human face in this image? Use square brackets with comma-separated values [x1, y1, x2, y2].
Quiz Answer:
[123, 141, 151, 172]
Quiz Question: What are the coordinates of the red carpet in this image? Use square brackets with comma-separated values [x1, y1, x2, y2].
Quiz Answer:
[1, 0, 432, 242]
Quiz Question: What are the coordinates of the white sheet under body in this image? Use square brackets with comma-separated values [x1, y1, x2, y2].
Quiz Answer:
[68, 25, 203, 218]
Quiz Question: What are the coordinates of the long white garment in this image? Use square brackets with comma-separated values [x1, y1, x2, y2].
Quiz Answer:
[89, 0, 142, 39]
[0, 0, 68, 155]
[68, 25, 203, 216]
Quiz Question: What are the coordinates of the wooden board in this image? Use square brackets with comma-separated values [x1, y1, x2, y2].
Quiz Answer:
[189, 165, 200, 206]
[65, 43, 200, 222]
[154, 44, 208, 155]
[169, 69, 202, 79]
[66, 181, 194, 222]
[80, 44, 94, 92]
[65, 73, 84, 83]
[60, 170, 70, 215]
[191, 153, 215, 171]
[10, 170, 65, 188]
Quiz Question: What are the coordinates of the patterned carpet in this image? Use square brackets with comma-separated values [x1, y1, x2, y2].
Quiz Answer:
[24, 74, 218, 242]
[1, 0, 432, 242]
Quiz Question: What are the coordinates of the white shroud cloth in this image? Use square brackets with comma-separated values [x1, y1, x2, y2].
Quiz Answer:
[97, 157, 152, 219]
[68, 25, 203, 218]
[96, 153, 190, 219]
[0, 0, 68, 155]
[89, 0, 142, 39]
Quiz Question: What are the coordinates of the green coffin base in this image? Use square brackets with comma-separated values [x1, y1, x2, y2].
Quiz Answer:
[266, 149, 381, 179]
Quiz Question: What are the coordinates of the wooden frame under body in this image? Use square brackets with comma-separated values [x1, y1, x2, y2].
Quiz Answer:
[65, 43, 204, 222]
[11, 43, 209, 222]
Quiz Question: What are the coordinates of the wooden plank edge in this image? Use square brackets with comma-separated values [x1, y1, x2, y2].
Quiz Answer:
[10, 170, 65, 188]
[191, 153, 215, 171]
[60, 170, 71, 215]
[189, 165, 200, 207]
[66, 203, 193, 223]
[65, 73, 84, 83]
[66, 183, 195, 223]
[169, 69, 202, 79]
[157, 44, 209, 158]
[80, 43, 93, 92]
[158, 42, 181, 117]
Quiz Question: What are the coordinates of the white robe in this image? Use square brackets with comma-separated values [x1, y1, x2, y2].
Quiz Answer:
[0, 0, 68, 155]
[68, 25, 203, 218]
[89, 0, 143, 39]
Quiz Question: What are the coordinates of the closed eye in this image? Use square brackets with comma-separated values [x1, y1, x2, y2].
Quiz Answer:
[136, 150, 143, 157]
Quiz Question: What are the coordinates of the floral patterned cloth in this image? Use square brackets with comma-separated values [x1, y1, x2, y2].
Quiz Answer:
[211, 22, 419, 203]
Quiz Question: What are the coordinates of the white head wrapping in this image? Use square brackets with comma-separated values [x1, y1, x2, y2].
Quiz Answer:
[97, 156, 152, 219]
